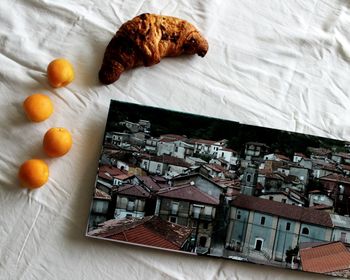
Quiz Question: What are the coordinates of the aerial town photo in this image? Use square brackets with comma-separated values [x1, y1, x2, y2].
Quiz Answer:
[87, 100, 350, 278]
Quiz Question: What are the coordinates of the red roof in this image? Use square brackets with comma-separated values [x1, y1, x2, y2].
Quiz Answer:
[87, 216, 192, 250]
[230, 194, 333, 227]
[246, 142, 269, 147]
[221, 147, 237, 153]
[98, 165, 132, 180]
[284, 175, 300, 184]
[333, 152, 350, 159]
[157, 184, 220, 205]
[204, 164, 226, 173]
[294, 152, 307, 158]
[94, 188, 111, 200]
[319, 173, 350, 184]
[341, 164, 350, 171]
[115, 184, 150, 198]
[143, 155, 191, 168]
[160, 134, 186, 141]
[300, 242, 350, 273]
[309, 204, 333, 210]
[308, 147, 332, 156]
[275, 154, 291, 161]
[137, 175, 162, 191]
[192, 138, 219, 145]
[212, 178, 241, 189]
[314, 162, 339, 173]
[171, 173, 226, 190]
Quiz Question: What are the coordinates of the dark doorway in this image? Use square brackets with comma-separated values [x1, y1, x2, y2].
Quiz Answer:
[255, 239, 263, 251]
[199, 236, 207, 247]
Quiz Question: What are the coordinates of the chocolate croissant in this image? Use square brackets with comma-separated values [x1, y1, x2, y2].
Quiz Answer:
[99, 13, 209, 84]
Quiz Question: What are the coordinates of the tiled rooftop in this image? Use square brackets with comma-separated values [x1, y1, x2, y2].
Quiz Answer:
[300, 242, 350, 273]
[158, 183, 220, 205]
[143, 155, 191, 168]
[230, 194, 333, 227]
[136, 175, 162, 191]
[87, 216, 192, 250]
[94, 188, 111, 200]
[114, 184, 150, 198]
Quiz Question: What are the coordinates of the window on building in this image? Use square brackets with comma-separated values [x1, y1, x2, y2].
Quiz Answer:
[236, 211, 241, 220]
[204, 206, 212, 217]
[247, 174, 252, 183]
[269, 196, 273, 201]
[126, 199, 135, 211]
[221, 152, 224, 157]
[282, 199, 287, 204]
[199, 236, 207, 247]
[286, 222, 291, 231]
[169, 216, 177, 223]
[260, 217, 265, 225]
[92, 200, 108, 213]
[302, 227, 309, 235]
[341, 232, 347, 242]
[171, 202, 179, 215]
[192, 205, 203, 219]
[175, 147, 178, 152]
[255, 238, 263, 251]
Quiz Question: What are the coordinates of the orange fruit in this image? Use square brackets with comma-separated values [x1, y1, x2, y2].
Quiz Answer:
[43, 127, 72, 157]
[47, 58, 75, 88]
[23, 93, 54, 122]
[18, 159, 49, 189]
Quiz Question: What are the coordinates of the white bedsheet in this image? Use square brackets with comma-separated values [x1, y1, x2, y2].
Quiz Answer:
[0, 0, 348, 279]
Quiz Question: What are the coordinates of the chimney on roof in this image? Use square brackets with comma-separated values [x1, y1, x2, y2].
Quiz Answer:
[190, 181, 195, 186]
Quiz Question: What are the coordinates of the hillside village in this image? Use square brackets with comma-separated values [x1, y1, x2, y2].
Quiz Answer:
[87, 119, 350, 277]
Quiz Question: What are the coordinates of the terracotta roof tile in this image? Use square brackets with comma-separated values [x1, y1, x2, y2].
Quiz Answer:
[136, 175, 162, 191]
[294, 152, 307, 158]
[94, 188, 111, 200]
[98, 165, 131, 180]
[143, 155, 191, 168]
[230, 194, 333, 227]
[222, 147, 237, 153]
[158, 184, 220, 205]
[300, 242, 350, 273]
[308, 147, 332, 156]
[274, 154, 291, 161]
[192, 138, 219, 145]
[309, 204, 333, 210]
[333, 152, 350, 159]
[160, 134, 186, 141]
[319, 173, 350, 184]
[246, 142, 269, 147]
[341, 164, 350, 171]
[204, 164, 226, 173]
[115, 184, 150, 198]
[87, 216, 192, 250]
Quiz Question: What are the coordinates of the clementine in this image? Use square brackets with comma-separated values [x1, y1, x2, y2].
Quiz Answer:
[47, 58, 75, 88]
[23, 93, 54, 122]
[18, 159, 49, 189]
[43, 127, 72, 157]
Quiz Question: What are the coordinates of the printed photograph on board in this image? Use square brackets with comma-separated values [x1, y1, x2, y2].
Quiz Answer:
[87, 100, 350, 278]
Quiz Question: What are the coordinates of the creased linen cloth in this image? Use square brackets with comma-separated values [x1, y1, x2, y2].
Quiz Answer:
[1, 0, 349, 279]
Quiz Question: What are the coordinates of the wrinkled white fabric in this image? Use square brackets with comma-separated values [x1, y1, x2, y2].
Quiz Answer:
[0, 0, 348, 279]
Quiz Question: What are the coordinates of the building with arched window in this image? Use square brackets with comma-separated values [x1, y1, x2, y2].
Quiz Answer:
[225, 194, 333, 263]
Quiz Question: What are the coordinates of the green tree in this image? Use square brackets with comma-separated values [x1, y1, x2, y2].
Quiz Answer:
[285, 245, 299, 263]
